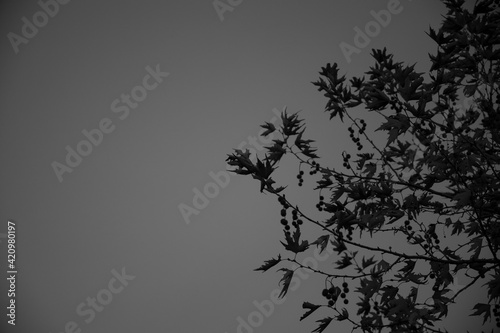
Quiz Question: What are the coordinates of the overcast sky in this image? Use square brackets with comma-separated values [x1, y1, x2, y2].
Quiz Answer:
[0, 0, 490, 332]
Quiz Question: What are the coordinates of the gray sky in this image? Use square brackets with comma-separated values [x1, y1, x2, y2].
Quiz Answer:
[0, 0, 490, 332]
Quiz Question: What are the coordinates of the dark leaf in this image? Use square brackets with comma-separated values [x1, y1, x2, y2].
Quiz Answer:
[300, 302, 321, 321]
[362, 256, 376, 269]
[311, 235, 330, 254]
[278, 268, 294, 298]
[312, 317, 333, 333]
[260, 122, 276, 136]
[254, 254, 281, 272]
[470, 303, 491, 324]
[280, 229, 309, 254]
[336, 308, 349, 321]
[335, 253, 352, 269]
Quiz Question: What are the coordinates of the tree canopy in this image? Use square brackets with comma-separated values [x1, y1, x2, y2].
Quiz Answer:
[227, 0, 500, 332]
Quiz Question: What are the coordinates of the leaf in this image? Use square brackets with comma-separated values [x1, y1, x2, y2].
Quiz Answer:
[281, 110, 304, 136]
[375, 115, 410, 146]
[266, 142, 286, 163]
[451, 220, 464, 235]
[357, 277, 381, 299]
[335, 308, 349, 321]
[254, 254, 281, 272]
[363, 162, 377, 178]
[311, 235, 330, 254]
[278, 268, 294, 298]
[272, 185, 287, 194]
[463, 84, 478, 97]
[380, 286, 400, 309]
[295, 129, 316, 150]
[280, 229, 309, 254]
[331, 238, 347, 254]
[470, 303, 491, 324]
[260, 122, 276, 136]
[387, 128, 400, 146]
[312, 317, 333, 333]
[485, 273, 500, 302]
[442, 247, 461, 260]
[300, 302, 321, 321]
[376, 259, 390, 272]
[468, 237, 482, 259]
[335, 253, 352, 269]
[399, 260, 416, 275]
[361, 256, 376, 269]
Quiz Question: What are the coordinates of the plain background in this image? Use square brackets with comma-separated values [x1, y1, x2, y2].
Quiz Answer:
[0, 0, 492, 332]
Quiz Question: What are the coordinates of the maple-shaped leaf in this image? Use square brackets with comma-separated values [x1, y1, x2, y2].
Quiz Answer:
[470, 303, 491, 324]
[254, 254, 281, 272]
[226, 149, 256, 174]
[451, 220, 464, 235]
[331, 238, 347, 254]
[399, 260, 416, 275]
[260, 122, 276, 136]
[357, 299, 371, 316]
[294, 129, 315, 148]
[280, 229, 309, 254]
[265, 143, 286, 163]
[312, 317, 333, 333]
[300, 302, 321, 321]
[361, 256, 376, 270]
[301, 146, 319, 159]
[335, 253, 352, 269]
[357, 277, 381, 299]
[485, 273, 500, 302]
[375, 115, 410, 146]
[281, 110, 304, 136]
[314, 174, 334, 189]
[311, 235, 330, 254]
[335, 308, 349, 321]
[278, 268, 294, 298]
